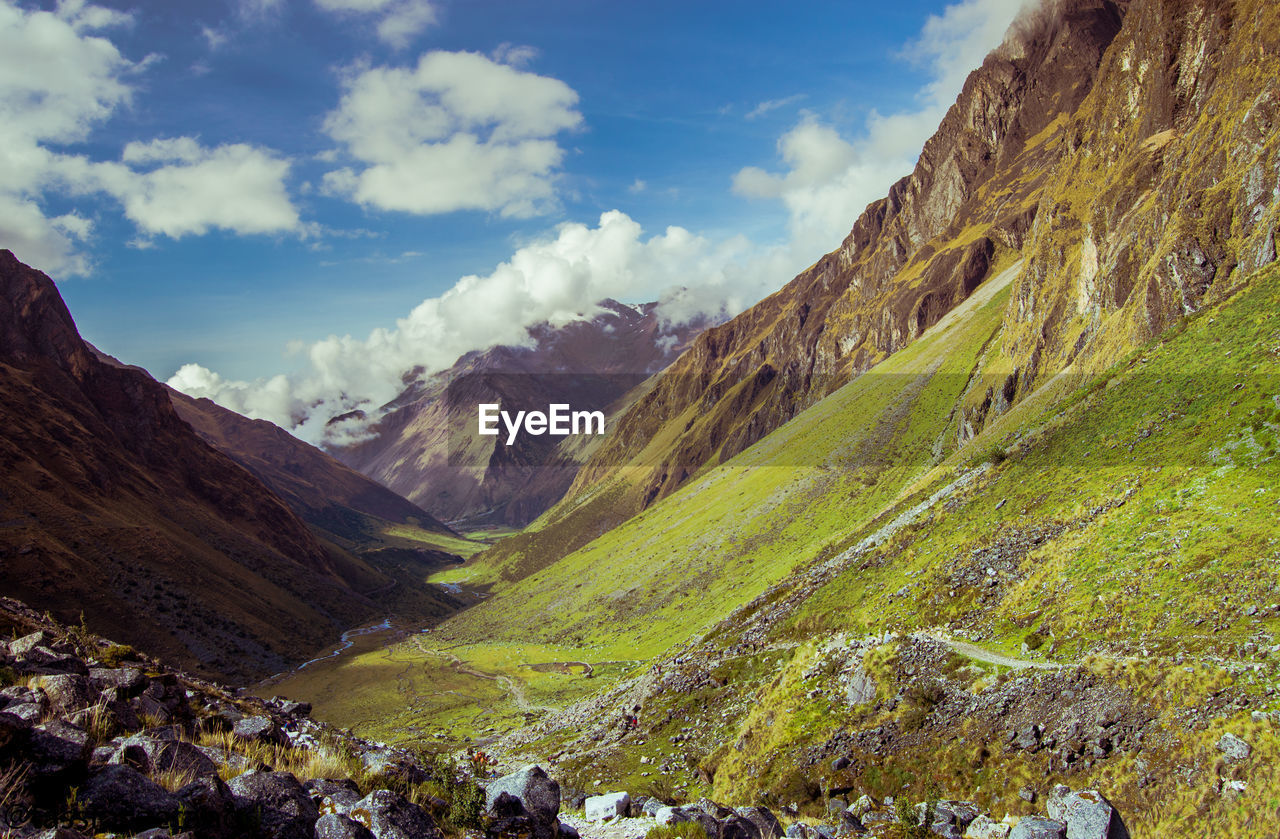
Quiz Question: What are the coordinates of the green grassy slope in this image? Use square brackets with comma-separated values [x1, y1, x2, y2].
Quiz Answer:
[431, 262, 1023, 659]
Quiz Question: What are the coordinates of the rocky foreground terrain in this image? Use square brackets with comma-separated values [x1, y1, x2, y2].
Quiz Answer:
[0, 595, 1142, 839]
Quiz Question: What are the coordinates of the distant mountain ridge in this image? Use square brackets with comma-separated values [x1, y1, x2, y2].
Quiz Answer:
[0, 250, 461, 680]
[330, 298, 713, 527]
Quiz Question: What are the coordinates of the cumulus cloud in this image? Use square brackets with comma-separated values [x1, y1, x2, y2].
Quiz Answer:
[0, 1, 301, 276]
[169, 211, 785, 443]
[313, 0, 436, 49]
[732, 0, 1029, 256]
[321, 50, 581, 218]
[0, 0, 132, 274]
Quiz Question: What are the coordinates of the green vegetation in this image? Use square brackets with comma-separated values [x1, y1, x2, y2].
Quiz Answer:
[645, 824, 708, 839]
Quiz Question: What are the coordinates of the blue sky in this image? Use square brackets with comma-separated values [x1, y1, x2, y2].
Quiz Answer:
[1, 0, 1028, 440]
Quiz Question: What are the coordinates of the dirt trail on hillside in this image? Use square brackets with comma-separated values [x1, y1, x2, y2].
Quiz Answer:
[420, 642, 560, 715]
[919, 630, 1063, 670]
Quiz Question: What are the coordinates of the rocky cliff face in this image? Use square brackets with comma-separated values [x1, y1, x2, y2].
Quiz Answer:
[330, 300, 710, 528]
[0, 250, 450, 680]
[577, 1, 1127, 504]
[978, 0, 1280, 429]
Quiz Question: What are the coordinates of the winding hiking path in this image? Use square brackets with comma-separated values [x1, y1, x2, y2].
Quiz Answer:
[918, 630, 1063, 671]
[410, 636, 561, 715]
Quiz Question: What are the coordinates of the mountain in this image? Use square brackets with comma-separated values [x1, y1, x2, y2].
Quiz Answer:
[476, 0, 1133, 581]
[330, 299, 711, 528]
[0, 250, 462, 681]
[284, 0, 1280, 834]
[164, 384, 462, 550]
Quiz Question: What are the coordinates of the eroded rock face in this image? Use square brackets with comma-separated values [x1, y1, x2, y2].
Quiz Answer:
[998, 0, 1280, 420]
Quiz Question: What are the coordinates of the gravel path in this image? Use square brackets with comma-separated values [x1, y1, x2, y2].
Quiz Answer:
[560, 812, 658, 839]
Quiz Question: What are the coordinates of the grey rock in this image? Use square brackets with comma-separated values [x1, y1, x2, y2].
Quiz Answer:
[1008, 817, 1066, 839]
[831, 756, 851, 771]
[642, 797, 665, 817]
[0, 710, 30, 750]
[846, 665, 877, 706]
[112, 732, 218, 779]
[315, 813, 376, 839]
[80, 764, 180, 830]
[36, 674, 94, 714]
[232, 714, 284, 745]
[558, 822, 580, 839]
[722, 815, 763, 839]
[308, 778, 363, 816]
[355, 788, 440, 839]
[28, 719, 90, 775]
[834, 809, 866, 836]
[486, 764, 561, 825]
[935, 801, 979, 829]
[736, 806, 784, 839]
[89, 667, 148, 696]
[1217, 732, 1250, 762]
[9, 631, 50, 657]
[585, 791, 630, 822]
[359, 748, 427, 785]
[965, 815, 1011, 839]
[6, 702, 43, 724]
[30, 829, 90, 839]
[849, 795, 874, 818]
[695, 798, 735, 819]
[229, 770, 319, 839]
[1044, 788, 1128, 839]
[23, 646, 88, 675]
[195, 744, 263, 774]
[656, 806, 694, 825]
[175, 774, 236, 837]
[1013, 723, 1041, 751]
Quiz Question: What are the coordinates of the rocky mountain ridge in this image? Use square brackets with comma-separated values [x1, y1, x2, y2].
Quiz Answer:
[0, 250, 462, 682]
[477, 0, 1137, 580]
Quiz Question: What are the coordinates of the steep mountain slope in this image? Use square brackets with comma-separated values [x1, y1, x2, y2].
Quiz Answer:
[478, 0, 1131, 580]
[165, 385, 464, 554]
[331, 300, 710, 527]
[0, 250, 460, 681]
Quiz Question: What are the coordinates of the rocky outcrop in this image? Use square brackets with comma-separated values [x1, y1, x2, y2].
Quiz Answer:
[975, 0, 1280, 431]
[0, 598, 475, 839]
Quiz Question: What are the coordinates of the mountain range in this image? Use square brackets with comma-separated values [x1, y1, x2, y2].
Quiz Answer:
[1, 0, 1279, 835]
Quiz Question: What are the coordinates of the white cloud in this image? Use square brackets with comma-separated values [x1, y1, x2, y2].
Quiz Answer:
[170, 210, 785, 443]
[0, 1, 302, 276]
[491, 42, 539, 69]
[314, 0, 436, 49]
[92, 141, 300, 238]
[321, 50, 581, 218]
[745, 94, 806, 120]
[732, 0, 1029, 256]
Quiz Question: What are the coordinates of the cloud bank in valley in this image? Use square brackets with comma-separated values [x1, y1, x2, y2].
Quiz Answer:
[170, 211, 785, 443]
